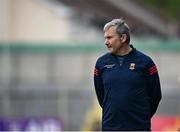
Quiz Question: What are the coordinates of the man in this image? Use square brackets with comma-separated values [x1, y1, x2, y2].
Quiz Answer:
[94, 18, 162, 131]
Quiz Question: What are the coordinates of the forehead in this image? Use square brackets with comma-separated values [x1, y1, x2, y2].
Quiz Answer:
[104, 26, 117, 36]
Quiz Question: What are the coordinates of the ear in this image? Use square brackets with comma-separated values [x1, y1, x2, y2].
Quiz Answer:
[121, 34, 127, 43]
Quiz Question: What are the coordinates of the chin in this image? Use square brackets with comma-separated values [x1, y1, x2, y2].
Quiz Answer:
[108, 49, 113, 53]
[108, 49, 115, 54]
[108, 50, 113, 54]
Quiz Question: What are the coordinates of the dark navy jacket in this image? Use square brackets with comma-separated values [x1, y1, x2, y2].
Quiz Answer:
[94, 45, 161, 131]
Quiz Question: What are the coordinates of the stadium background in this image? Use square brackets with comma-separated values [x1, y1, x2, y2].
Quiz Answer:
[0, 0, 180, 131]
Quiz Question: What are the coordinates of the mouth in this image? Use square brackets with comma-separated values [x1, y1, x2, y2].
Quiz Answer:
[107, 45, 112, 49]
[106, 44, 112, 48]
[106, 46, 113, 53]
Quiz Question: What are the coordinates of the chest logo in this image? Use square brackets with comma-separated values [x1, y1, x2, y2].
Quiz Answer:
[130, 63, 135, 70]
[104, 64, 115, 68]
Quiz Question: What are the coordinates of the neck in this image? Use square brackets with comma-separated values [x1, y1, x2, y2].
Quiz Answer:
[116, 44, 132, 56]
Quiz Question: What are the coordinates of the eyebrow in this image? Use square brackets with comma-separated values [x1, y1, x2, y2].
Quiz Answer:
[104, 33, 118, 37]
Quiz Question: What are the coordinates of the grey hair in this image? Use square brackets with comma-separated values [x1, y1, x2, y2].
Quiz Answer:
[104, 18, 130, 43]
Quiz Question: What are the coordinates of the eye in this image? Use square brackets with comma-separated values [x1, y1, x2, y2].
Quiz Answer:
[106, 36, 112, 39]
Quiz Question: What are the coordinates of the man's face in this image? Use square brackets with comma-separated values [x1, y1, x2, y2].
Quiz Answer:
[104, 26, 123, 55]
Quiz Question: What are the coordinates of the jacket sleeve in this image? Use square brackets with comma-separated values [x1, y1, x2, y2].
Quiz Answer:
[145, 58, 162, 117]
[94, 60, 104, 108]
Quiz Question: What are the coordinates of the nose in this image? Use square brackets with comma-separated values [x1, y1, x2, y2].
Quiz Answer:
[104, 39, 109, 46]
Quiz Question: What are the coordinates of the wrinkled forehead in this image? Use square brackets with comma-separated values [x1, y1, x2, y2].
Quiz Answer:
[104, 26, 119, 37]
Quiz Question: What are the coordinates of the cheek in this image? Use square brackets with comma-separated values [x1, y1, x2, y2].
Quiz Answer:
[110, 39, 117, 45]
[112, 40, 120, 47]
[116, 40, 122, 46]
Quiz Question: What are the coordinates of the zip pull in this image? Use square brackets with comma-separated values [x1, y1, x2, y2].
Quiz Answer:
[117, 56, 125, 67]
[119, 60, 123, 66]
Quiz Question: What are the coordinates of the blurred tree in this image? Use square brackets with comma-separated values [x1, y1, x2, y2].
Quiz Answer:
[138, 0, 180, 21]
